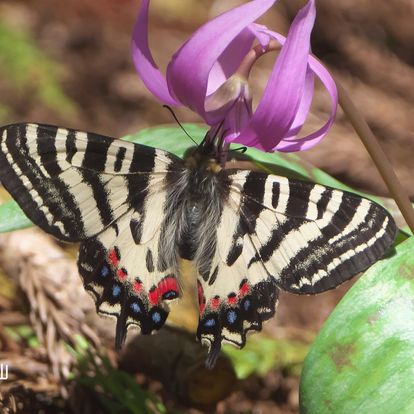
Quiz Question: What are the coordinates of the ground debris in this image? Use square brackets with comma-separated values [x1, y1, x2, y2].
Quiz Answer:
[0, 229, 101, 385]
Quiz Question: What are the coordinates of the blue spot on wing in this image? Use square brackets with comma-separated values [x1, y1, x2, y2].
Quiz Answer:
[162, 291, 178, 300]
[112, 285, 121, 297]
[152, 312, 161, 323]
[101, 265, 109, 277]
[227, 310, 237, 324]
[131, 302, 141, 313]
[243, 298, 251, 311]
[204, 318, 216, 327]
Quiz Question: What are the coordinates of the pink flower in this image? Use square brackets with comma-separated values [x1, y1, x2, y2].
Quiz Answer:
[132, 0, 337, 152]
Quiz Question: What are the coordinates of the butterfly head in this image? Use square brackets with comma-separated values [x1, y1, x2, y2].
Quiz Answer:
[184, 148, 222, 175]
[184, 124, 230, 173]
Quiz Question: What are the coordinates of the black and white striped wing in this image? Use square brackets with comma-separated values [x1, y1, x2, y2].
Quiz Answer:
[229, 171, 397, 294]
[0, 123, 178, 241]
[0, 123, 183, 345]
[197, 170, 397, 364]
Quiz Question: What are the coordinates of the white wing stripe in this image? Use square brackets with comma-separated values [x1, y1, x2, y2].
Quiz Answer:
[60, 169, 104, 234]
[275, 176, 289, 214]
[329, 198, 370, 244]
[293, 216, 390, 289]
[26, 124, 52, 176]
[140, 156, 168, 243]
[3, 128, 71, 232]
[262, 175, 274, 209]
[306, 185, 325, 220]
[104, 142, 119, 172]
[71, 131, 88, 166]
[104, 175, 130, 218]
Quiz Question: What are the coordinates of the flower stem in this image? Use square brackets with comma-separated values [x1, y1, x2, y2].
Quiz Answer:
[337, 81, 414, 234]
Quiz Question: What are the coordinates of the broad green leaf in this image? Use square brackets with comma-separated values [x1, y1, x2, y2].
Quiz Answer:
[0, 123, 407, 233]
[300, 237, 414, 414]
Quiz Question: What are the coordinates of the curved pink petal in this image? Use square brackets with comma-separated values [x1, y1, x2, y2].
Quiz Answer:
[207, 28, 255, 96]
[283, 66, 314, 139]
[233, 0, 316, 151]
[131, 0, 179, 106]
[249, 19, 338, 151]
[166, 0, 277, 123]
[249, 23, 272, 49]
[275, 56, 338, 151]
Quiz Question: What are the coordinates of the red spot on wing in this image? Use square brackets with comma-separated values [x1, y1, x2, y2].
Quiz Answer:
[133, 281, 142, 293]
[117, 268, 127, 281]
[211, 297, 220, 310]
[197, 282, 206, 314]
[158, 277, 178, 296]
[239, 282, 250, 297]
[197, 281, 206, 310]
[148, 288, 160, 306]
[108, 248, 119, 266]
[227, 294, 237, 305]
[197, 281, 204, 301]
[149, 276, 179, 306]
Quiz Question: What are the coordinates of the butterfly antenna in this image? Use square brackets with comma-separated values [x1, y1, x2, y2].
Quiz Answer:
[163, 105, 198, 146]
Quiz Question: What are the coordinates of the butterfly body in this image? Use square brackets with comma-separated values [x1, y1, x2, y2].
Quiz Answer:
[164, 149, 228, 262]
[0, 123, 397, 366]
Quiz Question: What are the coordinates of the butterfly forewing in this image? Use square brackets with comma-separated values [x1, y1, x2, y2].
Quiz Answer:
[228, 170, 397, 294]
[0, 123, 178, 241]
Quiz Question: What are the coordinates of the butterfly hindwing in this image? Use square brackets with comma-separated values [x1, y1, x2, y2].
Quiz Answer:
[78, 214, 180, 348]
[196, 169, 396, 363]
[196, 183, 279, 366]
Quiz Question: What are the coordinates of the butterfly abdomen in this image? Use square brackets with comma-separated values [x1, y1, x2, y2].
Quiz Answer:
[158, 155, 231, 275]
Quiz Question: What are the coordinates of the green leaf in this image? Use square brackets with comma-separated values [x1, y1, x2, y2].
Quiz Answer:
[117, 124, 387, 203]
[0, 200, 33, 232]
[0, 123, 406, 234]
[4, 325, 40, 348]
[74, 351, 172, 414]
[300, 237, 414, 414]
[223, 336, 309, 379]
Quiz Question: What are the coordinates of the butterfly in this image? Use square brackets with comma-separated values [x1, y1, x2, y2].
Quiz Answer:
[0, 123, 397, 367]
